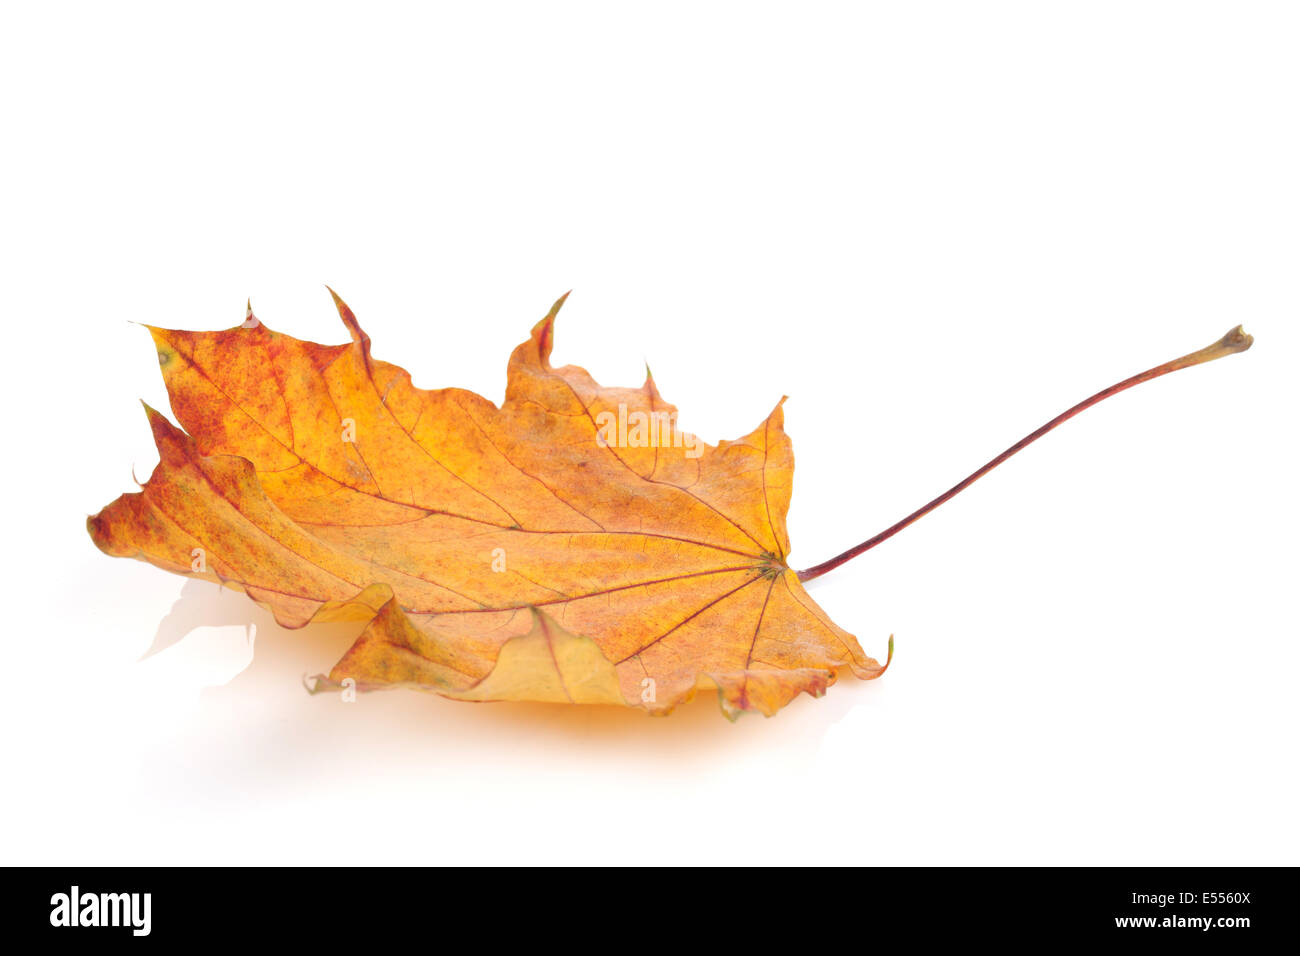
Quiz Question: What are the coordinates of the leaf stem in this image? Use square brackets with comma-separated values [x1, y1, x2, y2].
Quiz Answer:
[795, 325, 1253, 583]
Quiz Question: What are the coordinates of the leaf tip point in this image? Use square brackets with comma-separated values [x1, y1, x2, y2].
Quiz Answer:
[547, 290, 573, 316]
[325, 286, 368, 348]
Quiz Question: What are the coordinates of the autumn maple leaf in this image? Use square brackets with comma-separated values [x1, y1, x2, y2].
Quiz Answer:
[89, 292, 889, 718]
[87, 291, 1251, 718]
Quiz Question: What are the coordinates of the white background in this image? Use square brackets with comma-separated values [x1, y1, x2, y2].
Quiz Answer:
[2, 2, 1296, 865]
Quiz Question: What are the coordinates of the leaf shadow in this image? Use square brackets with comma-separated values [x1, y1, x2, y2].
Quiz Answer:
[136, 578, 882, 806]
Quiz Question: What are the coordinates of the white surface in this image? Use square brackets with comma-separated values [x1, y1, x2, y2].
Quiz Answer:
[1, 1, 1296, 865]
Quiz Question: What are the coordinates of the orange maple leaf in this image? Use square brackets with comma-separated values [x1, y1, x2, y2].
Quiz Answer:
[88, 292, 1251, 718]
[89, 292, 888, 718]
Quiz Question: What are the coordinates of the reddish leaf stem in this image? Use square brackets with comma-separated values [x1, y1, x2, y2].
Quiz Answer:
[796, 325, 1253, 583]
